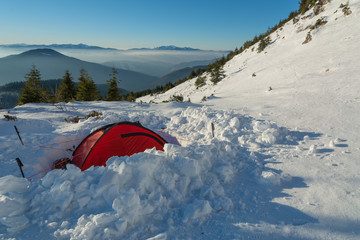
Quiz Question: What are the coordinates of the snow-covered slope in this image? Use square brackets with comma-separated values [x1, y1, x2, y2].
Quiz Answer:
[139, 0, 360, 238]
[0, 0, 359, 239]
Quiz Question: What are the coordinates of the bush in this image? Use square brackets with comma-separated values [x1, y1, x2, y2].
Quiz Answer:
[340, 2, 352, 15]
[3, 115, 17, 121]
[65, 111, 102, 123]
[303, 31, 312, 44]
[172, 95, 184, 102]
[310, 18, 327, 30]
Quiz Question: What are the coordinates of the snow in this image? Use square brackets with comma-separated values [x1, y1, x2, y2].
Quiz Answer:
[1, 0, 360, 239]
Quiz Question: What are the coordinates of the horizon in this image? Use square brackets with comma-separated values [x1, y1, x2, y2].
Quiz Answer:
[0, 0, 299, 51]
[0, 43, 212, 51]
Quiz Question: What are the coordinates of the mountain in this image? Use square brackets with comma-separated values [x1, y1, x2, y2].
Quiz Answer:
[145, 65, 206, 90]
[0, 43, 117, 50]
[168, 59, 215, 72]
[102, 60, 174, 77]
[0, 45, 229, 78]
[102, 59, 215, 78]
[129, 45, 201, 51]
[0, 49, 157, 91]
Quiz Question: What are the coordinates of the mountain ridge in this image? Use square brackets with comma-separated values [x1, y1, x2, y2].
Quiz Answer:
[0, 48, 157, 91]
[0, 43, 117, 50]
[0, 43, 222, 52]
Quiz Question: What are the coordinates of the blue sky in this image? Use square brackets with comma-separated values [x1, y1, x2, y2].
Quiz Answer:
[0, 0, 299, 50]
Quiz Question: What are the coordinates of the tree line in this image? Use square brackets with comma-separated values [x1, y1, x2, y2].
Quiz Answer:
[17, 65, 129, 105]
[131, 0, 319, 99]
[18, 0, 317, 105]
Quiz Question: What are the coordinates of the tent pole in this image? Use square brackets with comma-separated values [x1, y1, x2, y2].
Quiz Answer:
[16, 158, 25, 178]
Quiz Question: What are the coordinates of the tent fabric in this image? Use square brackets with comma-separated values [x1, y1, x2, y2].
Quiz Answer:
[71, 121, 167, 171]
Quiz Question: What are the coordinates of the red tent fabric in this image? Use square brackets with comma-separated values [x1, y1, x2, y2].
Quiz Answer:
[71, 121, 167, 171]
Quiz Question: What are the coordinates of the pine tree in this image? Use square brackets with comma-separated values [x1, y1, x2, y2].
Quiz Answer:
[210, 63, 225, 85]
[257, 36, 271, 53]
[188, 70, 196, 79]
[105, 68, 121, 101]
[18, 65, 48, 105]
[299, 0, 317, 14]
[57, 70, 77, 102]
[75, 69, 100, 101]
[126, 91, 135, 102]
[195, 75, 206, 88]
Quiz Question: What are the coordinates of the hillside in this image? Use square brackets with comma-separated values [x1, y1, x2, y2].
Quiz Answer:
[144, 65, 206, 90]
[0, 0, 359, 239]
[138, 0, 360, 238]
[0, 49, 157, 91]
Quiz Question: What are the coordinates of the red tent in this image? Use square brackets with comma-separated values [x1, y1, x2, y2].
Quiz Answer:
[71, 121, 167, 171]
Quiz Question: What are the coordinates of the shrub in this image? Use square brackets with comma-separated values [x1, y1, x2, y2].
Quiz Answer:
[65, 111, 102, 123]
[303, 31, 313, 44]
[4, 115, 17, 121]
[172, 95, 184, 102]
[310, 18, 328, 30]
[340, 2, 352, 15]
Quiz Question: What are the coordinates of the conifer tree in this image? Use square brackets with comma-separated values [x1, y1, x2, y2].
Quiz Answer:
[299, 0, 317, 14]
[57, 70, 77, 102]
[75, 69, 100, 101]
[105, 68, 121, 101]
[210, 63, 225, 85]
[18, 65, 48, 105]
[126, 91, 135, 102]
[188, 70, 196, 79]
[257, 36, 271, 53]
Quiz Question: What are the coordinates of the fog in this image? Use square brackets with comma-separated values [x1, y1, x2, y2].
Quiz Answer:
[0, 47, 229, 77]
[0, 47, 228, 65]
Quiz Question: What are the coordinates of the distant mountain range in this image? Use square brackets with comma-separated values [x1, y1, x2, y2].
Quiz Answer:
[0, 48, 215, 108]
[102, 59, 215, 78]
[144, 65, 206, 90]
[0, 43, 117, 50]
[129, 45, 201, 51]
[0, 48, 157, 91]
[0, 44, 208, 51]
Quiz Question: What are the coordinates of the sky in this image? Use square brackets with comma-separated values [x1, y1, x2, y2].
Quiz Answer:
[0, 0, 299, 51]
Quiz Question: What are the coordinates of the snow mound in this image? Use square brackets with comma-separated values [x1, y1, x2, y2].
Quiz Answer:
[0, 106, 295, 239]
